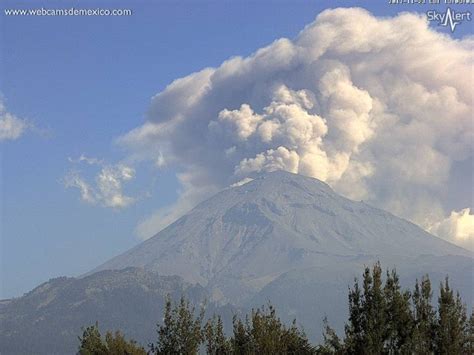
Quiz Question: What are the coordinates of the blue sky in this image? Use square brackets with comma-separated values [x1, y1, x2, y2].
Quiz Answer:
[1, 0, 472, 299]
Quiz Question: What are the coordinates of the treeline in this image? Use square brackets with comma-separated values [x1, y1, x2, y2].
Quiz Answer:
[320, 263, 473, 354]
[78, 263, 473, 354]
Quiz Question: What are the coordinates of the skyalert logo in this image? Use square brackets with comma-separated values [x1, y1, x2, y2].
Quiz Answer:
[426, 7, 471, 32]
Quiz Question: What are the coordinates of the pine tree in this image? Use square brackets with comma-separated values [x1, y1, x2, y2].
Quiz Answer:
[282, 319, 315, 354]
[151, 298, 177, 353]
[435, 277, 468, 354]
[231, 315, 253, 354]
[466, 310, 474, 354]
[342, 264, 417, 354]
[230, 304, 314, 354]
[249, 305, 283, 353]
[77, 323, 146, 355]
[344, 279, 364, 354]
[412, 276, 436, 354]
[204, 315, 231, 354]
[77, 323, 108, 355]
[318, 317, 343, 354]
[150, 296, 204, 355]
[361, 262, 386, 354]
[104, 331, 147, 354]
[383, 268, 413, 353]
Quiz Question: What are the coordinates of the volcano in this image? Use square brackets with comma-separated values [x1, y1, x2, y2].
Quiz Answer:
[1, 171, 472, 353]
[93, 171, 471, 304]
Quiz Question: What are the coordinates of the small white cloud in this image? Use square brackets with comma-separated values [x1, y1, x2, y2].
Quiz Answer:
[67, 154, 103, 165]
[64, 156, 137, 209]
[428, 208, 474, 251]
[0, 99, 30, 141]
[155, 152, 166, 168]
[63, 171, 96, 204]
[95, 164, 136, 208]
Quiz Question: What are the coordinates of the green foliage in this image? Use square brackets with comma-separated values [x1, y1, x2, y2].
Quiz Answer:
[435, 277, 469, 354]
[315, 318, 343, 355]
[78, 323, 108, 355]
[361, 263, 386, 354]
[323, 263, 471, 355]
[342, 263, 388, 354]
[77, 323, 146, 355]
[204, 315, 232, 354]
[231, 315, 253, 354]
[78, 263, 472, 355]
[467, 310, 474, 354]
[103, 331, 147, 355]
[412, 275, 436, 354]
[230, 304, 315, 354]
[383, 268, 413, 353]
[343, 278, 364, 354]
[150, 296, 204, 355]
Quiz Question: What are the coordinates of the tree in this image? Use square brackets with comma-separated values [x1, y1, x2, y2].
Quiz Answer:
[466, 310, 474, 354]
[316, 317, 343, 355]
[231, 314, 254, 354]
[77, 323, 146, 355]
[104, 331, 147, 355]
[361, 262, 386, 354]
[150, 296, 204, 355]
[248, 305, 284, 353]
[78, 323, 108, 355]
[340, 263, 389, 354]
[411, 275, 436, 354]
[344, 278, 364, 354]
[230, 304, 314, 354]
[383, 268, 413, 353]
[204, 315, 232, 354]
[283, 319, 315, 354]
[152, 298, 176, 353]
[435, 277, 468, 354]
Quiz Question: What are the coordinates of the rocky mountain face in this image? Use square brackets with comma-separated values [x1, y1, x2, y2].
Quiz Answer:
[1, 171, 472, 353]
[93, 171, 471, 304]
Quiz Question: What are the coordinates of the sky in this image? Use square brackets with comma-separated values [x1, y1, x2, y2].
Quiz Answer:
[1, 0, 473, 299]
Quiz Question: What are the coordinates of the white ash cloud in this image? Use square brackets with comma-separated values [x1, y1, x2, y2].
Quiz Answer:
[119, 8, 473, 246]
[64, 156, 137, 209]
[428, 208, 474, 251]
